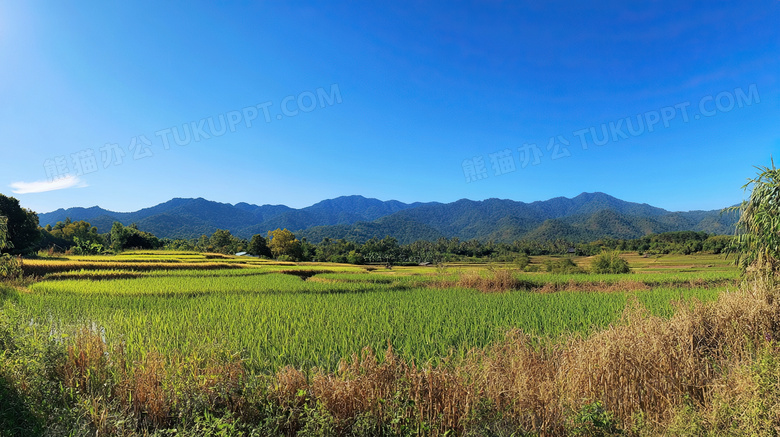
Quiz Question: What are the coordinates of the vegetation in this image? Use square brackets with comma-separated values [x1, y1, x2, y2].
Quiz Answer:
[109, 222, 162, 252]
[2, 163, 778, 435]
[727, 160, 780, 274]
[0, 255, 774, 435]
[36, 193, 740, 243]
[0, 188, 735, 263]
[544, 257, 585, 274]
[0, 216, 7, 250]
[21, 269, 723, 372]
[247, 233, 272, 257]
[267, 228, 303, 260]
[0, 193, 40, 254]
[0, 229, 763, 435]
[46, 218, 104, 252]
[591, 250, 632, 274]
[155, 230, 734, 264]
[0, 215, 22, 280]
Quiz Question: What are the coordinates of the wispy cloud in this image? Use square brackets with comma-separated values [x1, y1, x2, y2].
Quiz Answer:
[9, 175, 87, 194]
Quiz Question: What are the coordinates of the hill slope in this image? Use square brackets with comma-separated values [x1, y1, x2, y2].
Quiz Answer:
[38, 193, 738, 243]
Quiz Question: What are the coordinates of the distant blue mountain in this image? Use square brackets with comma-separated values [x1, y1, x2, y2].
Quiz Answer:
[37, 192, 738, 243]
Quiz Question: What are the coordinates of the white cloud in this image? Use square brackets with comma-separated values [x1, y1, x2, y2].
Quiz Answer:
[9, 175, 88, 194]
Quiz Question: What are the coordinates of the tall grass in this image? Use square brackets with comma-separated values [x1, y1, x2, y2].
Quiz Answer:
[22, 273, 724, 373]
[2, 279, 777, 435]
[4, 253, 763, 435]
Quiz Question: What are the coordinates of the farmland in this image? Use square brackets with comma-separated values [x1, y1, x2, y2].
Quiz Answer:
[14, 251, 735, 371]
[2, 250, 768, 436]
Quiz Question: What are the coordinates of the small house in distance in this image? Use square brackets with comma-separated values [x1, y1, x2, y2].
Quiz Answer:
[235, 252, 260, 258]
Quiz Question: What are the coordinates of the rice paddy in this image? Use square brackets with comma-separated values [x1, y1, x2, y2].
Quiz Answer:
[10, 251, 735, 373]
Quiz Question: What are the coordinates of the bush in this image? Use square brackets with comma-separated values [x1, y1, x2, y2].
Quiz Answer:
[514, 254, 530, 270]
[544, 258, 584, 274]
[566, 401, 622, 436]
[591, 251, 631, 274]
[0, 254, 22, 281]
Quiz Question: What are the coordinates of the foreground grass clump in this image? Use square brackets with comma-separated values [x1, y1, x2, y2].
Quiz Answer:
[3, 276, 780, 436]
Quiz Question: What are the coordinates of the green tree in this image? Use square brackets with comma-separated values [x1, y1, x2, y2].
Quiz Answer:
[726, 159, 780, 274]
[206, 229, 245, 254]
[514, 253, 530, 270]
[110, 222, 130, 252]
[361, 236, 400, 264]
[109, 222, 161, 252]
[299, 238, 316, 261]
[0, 216, 10, 252]
[196, 234, 211, 251]
[46, 219, 105, 253]
[702, 235, 733, 254]
[0, 215, 22, 280]
[209, 229, 235, 254]
[346, 250, 364, 265]
[267, 228, 302, 260]
[247, 234, 272, 258]
[0, 194, 41, 254]
[163, 238, 196, 251]
[71, 236, 104, 255]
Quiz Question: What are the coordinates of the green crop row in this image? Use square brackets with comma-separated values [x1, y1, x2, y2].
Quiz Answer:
[30, 273, 394, 296]
[20, 273, 725, 373]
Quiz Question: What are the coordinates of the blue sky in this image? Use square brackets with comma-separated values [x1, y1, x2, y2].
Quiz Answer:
[1, 1, 778, 214]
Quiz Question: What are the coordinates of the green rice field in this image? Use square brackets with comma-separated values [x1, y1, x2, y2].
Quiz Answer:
[5, 251, 737, 372]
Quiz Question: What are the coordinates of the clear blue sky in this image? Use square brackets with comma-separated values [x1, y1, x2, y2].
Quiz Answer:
[2, 1, 778, 214]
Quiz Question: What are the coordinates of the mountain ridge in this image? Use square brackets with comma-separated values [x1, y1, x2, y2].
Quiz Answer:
[37, 193, 738, 244]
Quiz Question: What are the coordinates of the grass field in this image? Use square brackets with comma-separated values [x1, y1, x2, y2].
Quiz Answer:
[12, 251, 736, 372]
[5, 250, 768, 436]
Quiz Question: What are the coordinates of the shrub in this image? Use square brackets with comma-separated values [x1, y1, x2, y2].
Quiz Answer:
[544, 258, 584, 274]
[524, 264, 542, 272]
[0, 254, 22, 281]
[566, 401, 622, 436]
[514, 254, 530, 270]
[591, 251, 631, 274]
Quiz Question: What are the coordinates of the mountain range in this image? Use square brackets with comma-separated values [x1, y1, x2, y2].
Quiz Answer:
[38, 193, 739, 244]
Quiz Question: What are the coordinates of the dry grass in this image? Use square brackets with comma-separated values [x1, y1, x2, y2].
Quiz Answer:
[302, 278, 780, 435]
[47, 278, 780, 435]
[443, 271, 731, 294]
[477, 279, 780, 434]
[536, 279, 652, 293]
[57, 330, 250, 433]
[309, 344, 474, 434]
[451, 269, 531, 293]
